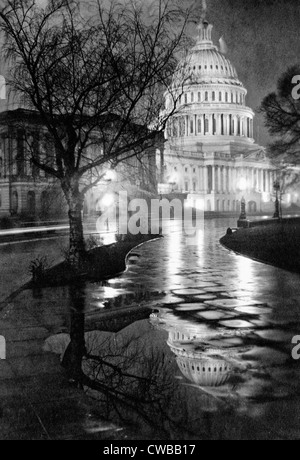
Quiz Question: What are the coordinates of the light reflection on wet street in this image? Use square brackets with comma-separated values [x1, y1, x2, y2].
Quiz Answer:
[78, 218, 300, 440]
[2, 218, 300, 440]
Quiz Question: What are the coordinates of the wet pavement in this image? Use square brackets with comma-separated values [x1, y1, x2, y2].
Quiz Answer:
[1, 218, 300, 439]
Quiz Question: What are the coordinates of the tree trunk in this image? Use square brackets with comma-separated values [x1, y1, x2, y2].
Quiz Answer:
[68, 203, 85, 270]
[63, 180, 86, 271]
[62, 286, 86, 385]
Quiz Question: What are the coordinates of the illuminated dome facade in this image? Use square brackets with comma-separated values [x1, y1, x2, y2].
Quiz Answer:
[176, 355, 231, 387]
[158, 15, 276, 214]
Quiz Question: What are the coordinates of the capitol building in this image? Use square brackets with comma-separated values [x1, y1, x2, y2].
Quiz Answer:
[158, 17, 275, 214]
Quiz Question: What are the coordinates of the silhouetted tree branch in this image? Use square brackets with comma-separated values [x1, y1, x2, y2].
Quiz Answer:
[0, 0, 195, 268]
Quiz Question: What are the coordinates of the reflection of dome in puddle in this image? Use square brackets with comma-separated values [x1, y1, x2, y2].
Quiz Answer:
[150, 310, 234, 386]
[176, 355, 231, 387]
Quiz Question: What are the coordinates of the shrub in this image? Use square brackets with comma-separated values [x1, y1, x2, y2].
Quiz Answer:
[85, 233, 103, 251]
[29, 256, 51, 285]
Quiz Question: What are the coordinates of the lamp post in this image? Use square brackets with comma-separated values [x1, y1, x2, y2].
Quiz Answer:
[237, 177, 248, 228]
[169, 182, 176, 193]
[168, 173, 178, 194]
[239, 196, 247, 221]
[273, 180, 280, 219]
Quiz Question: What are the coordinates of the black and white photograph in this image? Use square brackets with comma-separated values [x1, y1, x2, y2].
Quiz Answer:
[0, 0, 300, 443]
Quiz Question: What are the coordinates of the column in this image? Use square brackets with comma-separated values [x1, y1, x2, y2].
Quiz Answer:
[232, 167, 236, 192]
[209, 114, 213, 135]
[217, 114, 221, 135]
[270, 171, 274, 191]
[229, 167, 233, 193]
[225, 115, 229, 136]
[199, 166, 204, 192]
[251, 168, 255, 189]
[233, 115, 237, 136]
[212, 166, 216, 192]
[204, 166, 208, 193]
[225, 167, 229, 193]
[218, 166, 222, 193]
[223, 166, 227, 193]
[266, 171, 270, 193]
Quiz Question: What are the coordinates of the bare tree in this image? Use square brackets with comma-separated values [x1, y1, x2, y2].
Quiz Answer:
[0, 0, 194, 269]
[260, 65, 300, 165]
[260, 66, 300, 204]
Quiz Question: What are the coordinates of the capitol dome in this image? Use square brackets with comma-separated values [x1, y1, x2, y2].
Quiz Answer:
[158, 8, 274, 216]
[177, 354, 232, 387]
[184, 21, 241, 86]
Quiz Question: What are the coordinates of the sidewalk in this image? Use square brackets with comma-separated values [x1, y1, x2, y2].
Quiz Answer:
[0, 237, 67, 305]
[220, 220, 300, 273]
[0, 236, 149, 440]
[0, 265, 129, 440]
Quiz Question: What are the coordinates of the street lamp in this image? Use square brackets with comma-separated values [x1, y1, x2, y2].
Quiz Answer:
[237, 177, 247, 220]
[273, 180, 281, 219]
[168, 173, 178, 193]
[103, 169, 117, 183]
[237, 177, 248, 227]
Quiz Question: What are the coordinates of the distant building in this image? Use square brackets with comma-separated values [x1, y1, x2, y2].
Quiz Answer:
[158, 18, 276, 214]
[0, 109, 61, 219]
[0, 109, 159, 220]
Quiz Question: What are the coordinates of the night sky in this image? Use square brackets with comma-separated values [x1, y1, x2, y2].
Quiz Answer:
[1, 0, 300, 147]
[194, 0, 300, 146]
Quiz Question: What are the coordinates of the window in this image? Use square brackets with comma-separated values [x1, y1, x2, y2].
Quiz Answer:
[185, 167, 188, 173]
[212, 91, 215, 101]
[231, 93, 234, 103]
[225, 93, 228, 102]
[205, 91, 208, 101]
[185, 182, 189, 192]
[193, 182, 197, 192]
[191, 93, 194, 103]
[193, 168, 196, 174]
[219, 92, 222, 102]
[184, 94, 187, 104]
[198, 92, 201, 102]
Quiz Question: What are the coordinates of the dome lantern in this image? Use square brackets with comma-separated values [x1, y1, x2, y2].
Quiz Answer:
[196, 20, 215, 50]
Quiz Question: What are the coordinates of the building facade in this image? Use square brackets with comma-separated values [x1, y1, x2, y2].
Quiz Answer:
[0, 109, 159, 221]
[0, 109, 62, 220]
[158, 18, 276, 214]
